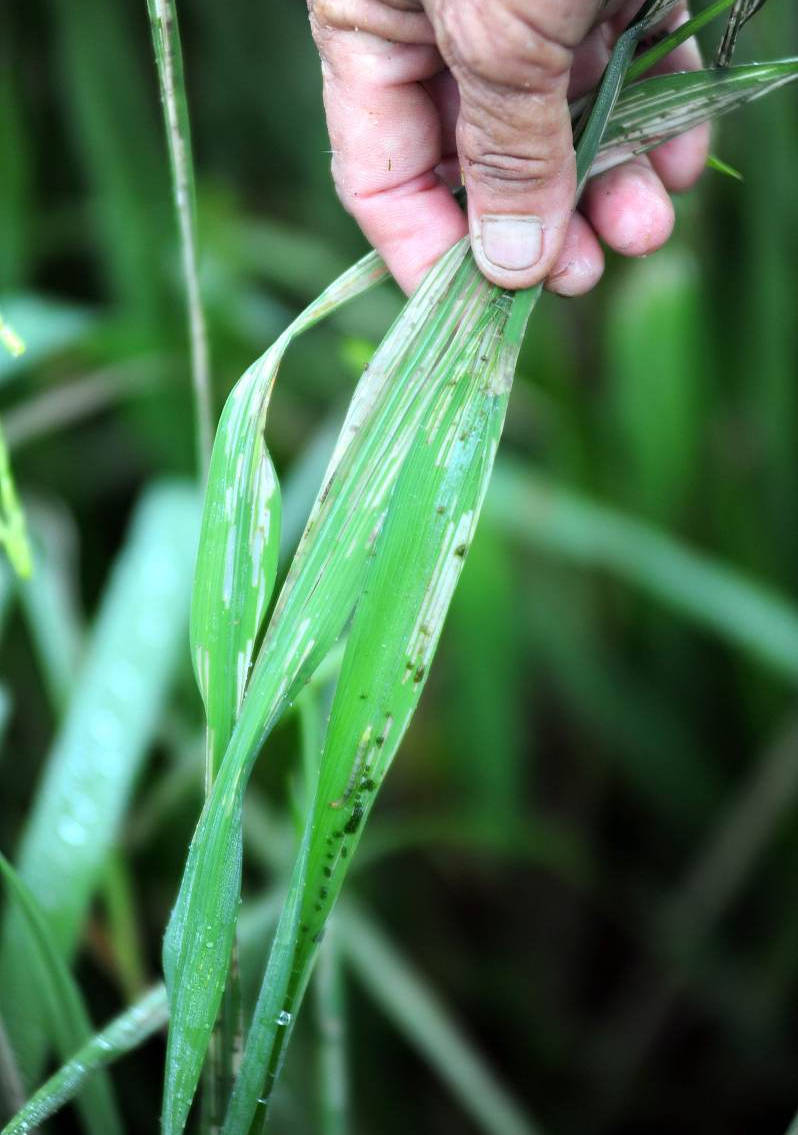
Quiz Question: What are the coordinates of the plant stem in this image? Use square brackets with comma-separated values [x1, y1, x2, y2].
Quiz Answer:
[146, 0, 213, 480]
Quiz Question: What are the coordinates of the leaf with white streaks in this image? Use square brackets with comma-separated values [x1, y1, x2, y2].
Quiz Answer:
[222, 282, 533, 1133]
[191, 251, 387, 781]
[162, 240, 502, 1135]
[594, 60, 798, 176]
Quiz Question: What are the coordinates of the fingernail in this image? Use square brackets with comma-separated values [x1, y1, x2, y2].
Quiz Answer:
[479, 215, 544, 272]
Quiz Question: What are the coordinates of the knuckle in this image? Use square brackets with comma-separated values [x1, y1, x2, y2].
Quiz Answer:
[457, 92, 574, 188]
[310, 0, 343, 28]
[433, 0, 571, 87]
[311, 0, 426, 39]
[462, 145, 563, 190]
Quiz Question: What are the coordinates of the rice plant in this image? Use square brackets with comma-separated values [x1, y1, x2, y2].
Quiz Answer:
[2, 1, 798, 1132]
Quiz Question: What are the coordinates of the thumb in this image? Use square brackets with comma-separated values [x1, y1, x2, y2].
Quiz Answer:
[433, 7, 580, 289]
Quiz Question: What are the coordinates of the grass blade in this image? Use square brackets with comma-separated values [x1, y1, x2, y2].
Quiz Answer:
[602, 252, 706, 525]
[0, 296, 93, 388]
[0, 422, 30, 579]
[447, 521, 525, 820]
[162, 240, 487, 1135]
[191, 251, 385, 784]
[1, 986, 168, 1135]
[0, 855, 121, 1135]
[626, 0, 738, 84]
[145, 0, 213, 476]
[594, 59, 798, 176]
[487, 461, 798, 681]
[716, 0, 770, 66]
[163, 28, 798, 1131]
[1, 879, 284, 1135]
[0, 1016, 24, 1121]
[17, 502, 84, 715]
[341, 903, 542, 1135]
[0, 482, 199, 1078]
[223, 267, 531, 1131]
[50, 0, 169, 322]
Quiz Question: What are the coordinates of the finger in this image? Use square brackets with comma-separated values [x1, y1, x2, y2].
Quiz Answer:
[428, 4, 596, 290]
[423, 70, 461, 187]
[649, 122, 711, 192]
[582, 155, 675, 257]
[311, 15, 466, 294]
[546, 212, 605, 296]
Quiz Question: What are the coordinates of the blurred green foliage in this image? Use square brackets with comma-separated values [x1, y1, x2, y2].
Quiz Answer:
[2, 1, 798, 1133]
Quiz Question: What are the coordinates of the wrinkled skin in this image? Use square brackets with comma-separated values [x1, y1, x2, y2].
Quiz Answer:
[307, 0, 710, 295]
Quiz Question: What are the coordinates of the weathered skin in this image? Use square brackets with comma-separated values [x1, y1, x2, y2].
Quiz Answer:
[307, 0, 710, 295]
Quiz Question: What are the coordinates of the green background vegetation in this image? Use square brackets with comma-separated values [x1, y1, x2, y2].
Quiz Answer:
[2, 1, 798, 1132]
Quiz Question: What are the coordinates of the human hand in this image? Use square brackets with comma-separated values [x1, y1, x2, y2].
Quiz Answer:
[307, 0, 710, 295]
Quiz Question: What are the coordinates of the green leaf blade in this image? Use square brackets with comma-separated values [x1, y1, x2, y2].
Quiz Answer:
[596, 59, 798, 177]
[0, 855, 122, 1135]
[1, 986, 168, 1135]
[0, 481, 199, 1079]
[162, 241, 492, 1135]
[224, 281, 533, 1130]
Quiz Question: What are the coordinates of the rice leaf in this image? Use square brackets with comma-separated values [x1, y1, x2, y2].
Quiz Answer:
[0, 685, 11, 759]
[0, 296, 93, 387]
[50, 0, 170, 322]
[17, 501, 84, 715]
[0, 61, 31, 291]
[487, 462, 798, 681]
[625, 0, 738, 84]
[0, 986, 168, 1135]
[447, 521, 524, 820]
[716, 0, 770, 66]
[603, 251, 706, 525]
[706, 153, 744, 180]
[0, 317, 24, 360]
[341, 903, 542, 1135]
[593, 59, 798, 176]
[191, 251, 386, 783]
[162, 240, 496, 1135]
[0, 423, 31, 580]
[219, 829, 312, 1135]
[145, 0, 213, 475]
[223, 273, 531, 1132]
[0, 854, 121, 1135]
[0, 317, 30, 577]
[0, 482, 199, 1079]
[162, 27, 798, 1133]
[1, 886, 283, 1135]
[0, 1019, 23, 1124]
